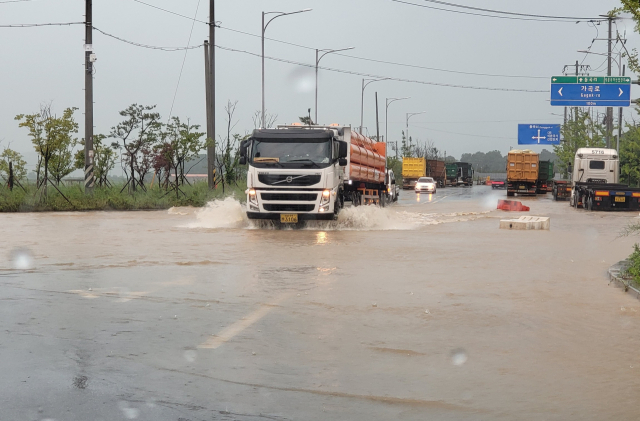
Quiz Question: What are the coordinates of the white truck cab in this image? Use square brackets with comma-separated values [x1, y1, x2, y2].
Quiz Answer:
[572, 148, 618, 184]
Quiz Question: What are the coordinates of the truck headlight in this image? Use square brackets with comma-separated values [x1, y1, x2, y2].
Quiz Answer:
[321, 189, 331, 205]
[248, 189, 258, 205]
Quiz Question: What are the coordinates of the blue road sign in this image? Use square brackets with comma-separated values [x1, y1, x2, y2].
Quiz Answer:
[518, 124, 561, 145]
[550, 78, 631, 107]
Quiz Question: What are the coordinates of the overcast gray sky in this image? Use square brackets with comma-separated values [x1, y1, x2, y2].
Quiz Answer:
[0, 0, 635, 172]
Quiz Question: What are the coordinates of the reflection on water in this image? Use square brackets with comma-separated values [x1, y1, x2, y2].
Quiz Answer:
[415, 193, 434, 203]
[316, 231, 328, 244]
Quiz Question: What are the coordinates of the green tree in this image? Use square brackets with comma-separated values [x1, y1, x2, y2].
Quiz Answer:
[0, 146, 27, 184]
[110, 104, 161, 192]
[611, 4, 640, 75]
[16, 104, 79, 196]
[74, 134, 118, 187]
[299, 115, 314, 125]
[554, 109, 605, 177]
[620, 119, 640, 186]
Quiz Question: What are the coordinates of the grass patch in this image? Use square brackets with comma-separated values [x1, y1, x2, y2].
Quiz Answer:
[0, 181, 246, 212]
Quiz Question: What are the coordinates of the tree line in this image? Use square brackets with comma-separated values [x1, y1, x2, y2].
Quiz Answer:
[1, 101, 252, 198]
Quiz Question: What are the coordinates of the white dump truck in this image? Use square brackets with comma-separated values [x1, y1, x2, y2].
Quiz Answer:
[239, 125, 394, 223]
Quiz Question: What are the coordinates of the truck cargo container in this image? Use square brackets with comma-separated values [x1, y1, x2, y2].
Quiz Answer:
[426, 159, 446, 187]
[570, 148, 640, 211]
[240, 125, 395, 223]
[536, 160, 554, 194]
[552, 180, 571, 200]
[507, 150, 538, 196]
[447, 162, 474, 187]
[402, 157, 426, 189]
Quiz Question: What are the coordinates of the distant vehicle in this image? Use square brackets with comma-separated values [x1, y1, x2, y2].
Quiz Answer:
[570, 148, 640, 211]
[386, 169, 400, 202]
[446, 162, 474, 187]
[536, 160, 554, 194]
[552, 180, 571, 201]
[491, 179, 506, 189]
[402, 157, 426, 189]
[415, 176, 437, 193]
[507, 150, 538, 196]
[426, 159, 446, 188]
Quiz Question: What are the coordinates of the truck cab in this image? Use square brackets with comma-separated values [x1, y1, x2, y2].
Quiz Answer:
[572, 148, 618, 184]
[240, 127, 348, 222]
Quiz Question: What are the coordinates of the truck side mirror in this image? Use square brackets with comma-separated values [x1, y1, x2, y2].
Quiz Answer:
[338, 141, 348, 159]
[239, 156, 247, 165]
[338, 158, 347, 167]
[567, 164, 573, 173]
[239, 140, 248, 157]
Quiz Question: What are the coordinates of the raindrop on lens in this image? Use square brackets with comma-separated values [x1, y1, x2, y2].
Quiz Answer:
[183, 350, 197, 363]
[11, 247, 34, 270]
[451, 348, 468, 366]
[118, 401, 140, 419]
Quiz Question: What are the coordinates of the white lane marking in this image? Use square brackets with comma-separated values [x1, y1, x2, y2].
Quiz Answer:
[198, 294, 291, 350]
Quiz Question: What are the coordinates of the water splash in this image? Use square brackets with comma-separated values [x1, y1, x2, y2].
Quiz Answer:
[182, 197, 247, 229]
[451, 348, 468, 366]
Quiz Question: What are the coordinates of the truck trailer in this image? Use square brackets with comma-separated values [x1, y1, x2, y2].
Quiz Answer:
[402, 157, 426, 189]
[240, 125, 392, 223]
[426, 159, 446, 187]
[570, 148, 640, 211]
[446, 162, 473, 187]
[536, 160, 554, 194]
[507, 150, 538, 196]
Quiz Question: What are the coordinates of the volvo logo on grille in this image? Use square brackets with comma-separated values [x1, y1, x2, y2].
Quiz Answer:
[286, 176, 293, 183]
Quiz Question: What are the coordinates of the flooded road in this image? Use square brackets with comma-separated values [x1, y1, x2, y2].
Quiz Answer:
[2, 186, 640, 420]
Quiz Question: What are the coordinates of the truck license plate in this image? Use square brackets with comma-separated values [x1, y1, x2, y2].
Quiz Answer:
[615, 197, 626, 202]
[280, 214, 298, 223]
[519, 185, 525, 190]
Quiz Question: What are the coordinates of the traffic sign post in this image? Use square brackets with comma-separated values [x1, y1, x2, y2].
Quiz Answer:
[518, 124, 561, 145]
[550, 76, 631, 107]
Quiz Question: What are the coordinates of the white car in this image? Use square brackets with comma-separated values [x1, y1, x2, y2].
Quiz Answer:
[415, 177, 436, 194]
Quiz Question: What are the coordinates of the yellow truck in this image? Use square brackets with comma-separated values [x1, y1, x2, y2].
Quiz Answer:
[402, 157, 426, 189]
[507, 150, 539, 196]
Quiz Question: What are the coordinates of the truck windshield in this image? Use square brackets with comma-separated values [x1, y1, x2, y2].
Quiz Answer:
[251, 139, 331, 166]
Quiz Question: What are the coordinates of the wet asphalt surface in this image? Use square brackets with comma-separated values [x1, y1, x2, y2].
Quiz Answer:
[2, 185, 640, 420]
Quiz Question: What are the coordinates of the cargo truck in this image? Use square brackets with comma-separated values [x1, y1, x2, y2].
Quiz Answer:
[402, 157, 426, 189]
[239, 125, 391, 223]
[446, 162, 474, 187]
[570, 148, 640, 211]
[507, 150, 538, 196]
[445, 163, 457, 186]
[426, 159, 446, 187]
[536, 160, 554, 194]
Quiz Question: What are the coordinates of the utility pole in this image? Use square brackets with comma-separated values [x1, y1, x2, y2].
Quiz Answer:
[618, 64, 625, 155]
[375, 92, 380, 143]
[204, 40, 214, 188]
[84, 0, 94, 194]
[606, 15, 614, 148]
[207, 0, 216, 189]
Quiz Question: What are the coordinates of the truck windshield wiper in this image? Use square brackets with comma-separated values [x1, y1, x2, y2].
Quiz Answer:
[287, 159, 321, 168]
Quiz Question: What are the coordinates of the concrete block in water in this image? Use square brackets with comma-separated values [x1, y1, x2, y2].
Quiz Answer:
[500, 216, 550, 230]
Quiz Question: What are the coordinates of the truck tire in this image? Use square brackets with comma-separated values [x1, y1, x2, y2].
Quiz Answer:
[587, 196, 593, 211]
[507, 191, 514, 197]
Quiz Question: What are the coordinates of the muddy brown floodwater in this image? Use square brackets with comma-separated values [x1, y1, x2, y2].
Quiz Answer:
[2, 186, 640, 420]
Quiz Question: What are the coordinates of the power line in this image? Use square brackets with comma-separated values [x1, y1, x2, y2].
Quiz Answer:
[392, 0, 606, 23]
[94, 27, 203, 51]
[214, 44, 546, 93]
[419, 0, 603, 21]
[167, 0, 202, 122]
[126, 0, 549, 80]
[0, 22, 83, 27]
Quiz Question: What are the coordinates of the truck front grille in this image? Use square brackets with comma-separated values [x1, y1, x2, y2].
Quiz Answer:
[258, 174, 321, 186]
[263, 204, 315, 212]
[261, 193, 318, 201]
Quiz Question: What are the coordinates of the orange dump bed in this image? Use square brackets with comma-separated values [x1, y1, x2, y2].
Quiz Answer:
[507, 151, 539, 182]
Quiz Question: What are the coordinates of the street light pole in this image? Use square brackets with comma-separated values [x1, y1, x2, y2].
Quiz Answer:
[406, 111, 427, 148]
[261, 9, 311, 128]
[315, 46, 353, 124]
[360, 78, 387, 134]
[385, 97, 409, 144]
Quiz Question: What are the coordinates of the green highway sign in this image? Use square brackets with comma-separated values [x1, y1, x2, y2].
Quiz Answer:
[550, 76, 631, 84]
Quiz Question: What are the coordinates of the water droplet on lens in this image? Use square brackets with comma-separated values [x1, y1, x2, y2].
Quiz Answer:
[451, 348, 468, 366]
[183, 350, 197, 363]
[118, 401, 140, 419]
[11, 247, 34, 270]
